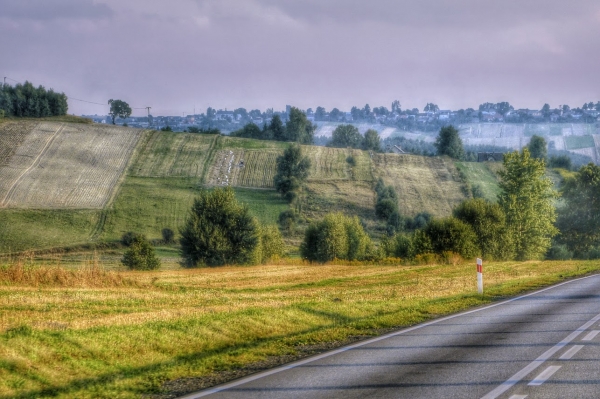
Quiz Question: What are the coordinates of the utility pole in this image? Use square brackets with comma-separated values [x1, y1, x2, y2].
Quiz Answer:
[145, 106, 151, 126]
[3, 77, 6, 87]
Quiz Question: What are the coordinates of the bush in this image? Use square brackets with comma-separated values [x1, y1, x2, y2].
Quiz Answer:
[546, 244, 573, 260]
[0, 109, 4, 118]
[383, 233, 413, 259]
[300, 213, 374, 262]
[161, 228, 175, 243]
[346, 155, 356, 166]
[415, 217, 479, 260]
[121, 235, 161, 270]
[121, 231, 142, 247]
[179, 187, 259, 266]
[386, 211, 405, 236]
[453, 198, 513, 260]
[255, 225, 285, 263]
[376, 198, 398, 220]
[278, 210, 297, 232]
[374, 178, 399, 220]
[548, 155, 572, 170]
[406, 212, 432, 230]
[582, 247, 600, 260]
[471, 184, 484, 198]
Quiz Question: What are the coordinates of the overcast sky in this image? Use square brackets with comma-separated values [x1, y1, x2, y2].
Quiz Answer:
[1, 0, 599, 116]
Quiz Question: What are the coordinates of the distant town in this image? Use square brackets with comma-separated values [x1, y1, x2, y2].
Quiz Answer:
[84, 101, 600, 133]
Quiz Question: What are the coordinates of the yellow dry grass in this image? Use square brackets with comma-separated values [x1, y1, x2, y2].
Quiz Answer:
[1, 259, 599, 398]
[373, 153, 466, 217]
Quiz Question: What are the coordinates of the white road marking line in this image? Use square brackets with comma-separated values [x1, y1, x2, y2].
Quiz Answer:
[528, 365, 561, 386]
[508, 395, 527, 399]
[560, 345, 584, 360]
[178, 275, 600, 399]
[582, 330, 600, 341]
[480, 310, 600, 399]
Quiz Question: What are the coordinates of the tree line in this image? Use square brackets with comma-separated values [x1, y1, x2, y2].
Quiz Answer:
[231, 107, 315, 144]
[0, 82, 68, 118]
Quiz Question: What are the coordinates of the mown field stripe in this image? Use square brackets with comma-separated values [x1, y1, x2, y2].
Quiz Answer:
[0, 123, 64, 207]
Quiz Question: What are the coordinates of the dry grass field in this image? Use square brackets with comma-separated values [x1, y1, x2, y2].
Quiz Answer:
[373, 154, 465, 217]
[0, 122, 143, 209]
[1, 258, 599, 398]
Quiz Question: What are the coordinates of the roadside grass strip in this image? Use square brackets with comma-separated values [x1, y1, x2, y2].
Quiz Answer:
[1, 260, 600, 398]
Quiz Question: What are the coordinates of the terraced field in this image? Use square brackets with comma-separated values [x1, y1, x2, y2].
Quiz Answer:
[206, 149, 280, 188]
[0, 122, 143, 209]
[130, 131, 217, 178]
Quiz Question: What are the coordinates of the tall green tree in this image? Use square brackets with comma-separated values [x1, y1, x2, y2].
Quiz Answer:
[527, 135, 547, 161]
[329, 124, 362, 148]
[434, 125, 465, 160]
[556, 163, 600, 256]
[108, 99, 132, 125]
[285, 107, 315, 144]
[273, 144, 311, 201]
[498, 149, 558, 260]
[268, 114, 286, 141]
[179, 188, 259, 266]
[362, 129, 381, 151]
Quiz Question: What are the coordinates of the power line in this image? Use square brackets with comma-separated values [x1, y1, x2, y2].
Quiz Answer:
[2, 75, 149, 111]
[66, 97, 106, 106]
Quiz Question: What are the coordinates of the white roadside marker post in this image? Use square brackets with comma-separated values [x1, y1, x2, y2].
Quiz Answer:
[477, 258, 483, 294]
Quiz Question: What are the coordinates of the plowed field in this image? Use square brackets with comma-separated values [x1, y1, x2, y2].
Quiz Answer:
[0, 122, 143, 209]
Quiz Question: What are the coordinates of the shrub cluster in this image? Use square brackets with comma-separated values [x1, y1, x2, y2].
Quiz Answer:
[121, 234, 161, 270]
[301, 213, 374, 262]
[180, 187, 284, 266]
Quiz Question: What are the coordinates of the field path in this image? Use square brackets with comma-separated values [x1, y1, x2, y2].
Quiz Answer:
[0, 123, 64, 207]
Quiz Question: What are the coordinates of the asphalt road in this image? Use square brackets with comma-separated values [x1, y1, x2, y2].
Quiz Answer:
[181, 274, 600, 399]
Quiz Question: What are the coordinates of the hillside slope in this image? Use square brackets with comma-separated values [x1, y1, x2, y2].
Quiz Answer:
[0, 121, 143, 209]
[0, 124, 476, 253]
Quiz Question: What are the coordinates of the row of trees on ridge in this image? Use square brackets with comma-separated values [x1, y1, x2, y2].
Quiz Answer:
[0, 82, 68, 118]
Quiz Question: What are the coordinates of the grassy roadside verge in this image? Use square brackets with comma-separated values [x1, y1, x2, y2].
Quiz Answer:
[1, 260, 600, 398]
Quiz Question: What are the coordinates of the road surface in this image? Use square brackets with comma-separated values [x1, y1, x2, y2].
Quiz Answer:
[180, 274, 600, 399]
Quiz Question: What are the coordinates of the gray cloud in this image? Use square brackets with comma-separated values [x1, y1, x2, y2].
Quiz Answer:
[1, 0, 599, 116]
[0, 0, 113, 21]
